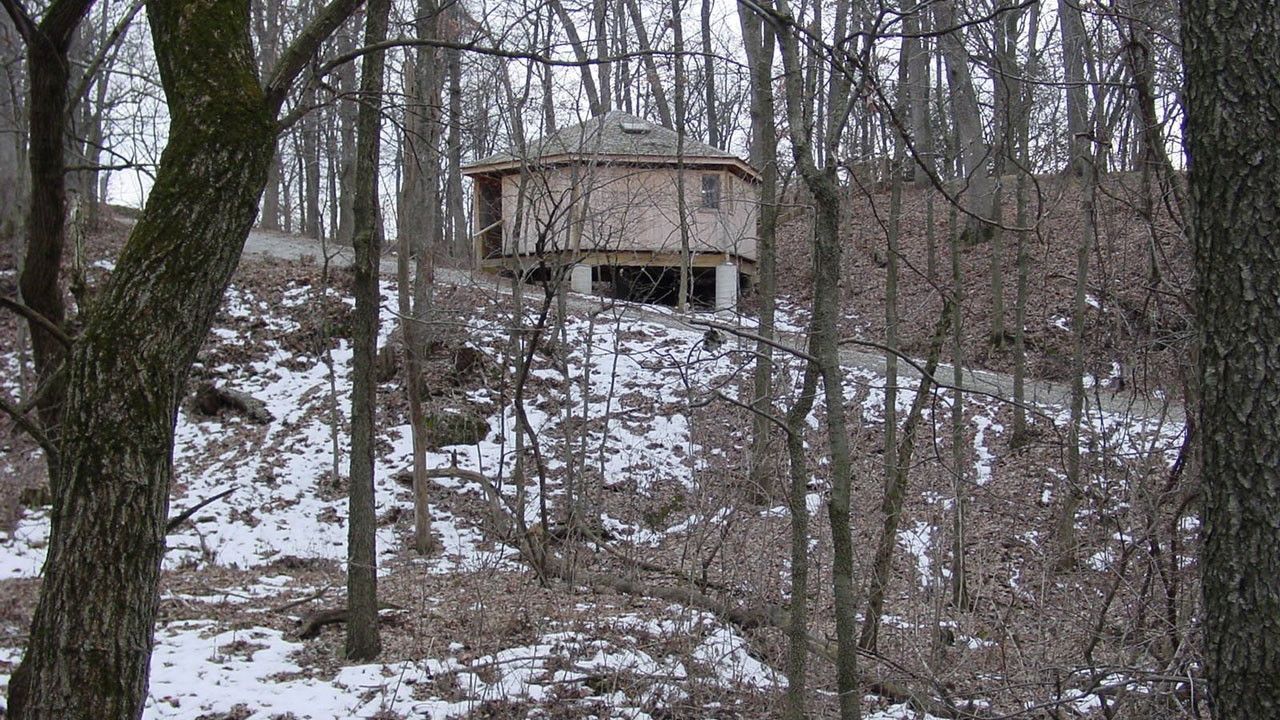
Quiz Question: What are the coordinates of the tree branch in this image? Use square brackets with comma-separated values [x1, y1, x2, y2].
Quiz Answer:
[0, 0, 35, 41]
[264, 0, 364, 115]
[314, 37, 745, 81]
[37, 0, 95, 46]
[838, 334, 1049, 418]
[1, 296, 72, 348]
[0, 393, 57, 459]
[166, 487, 237, 534]
[68, 0, 145, 110]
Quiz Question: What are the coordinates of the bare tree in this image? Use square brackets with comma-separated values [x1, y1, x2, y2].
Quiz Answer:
[738, 0, 779, 500]
[771, 0, 861, 713]
[3, 0, 96, 485]
[345, 0, 391, 662]
[397, 0, 446, 557]
[934, 0, 994, 244]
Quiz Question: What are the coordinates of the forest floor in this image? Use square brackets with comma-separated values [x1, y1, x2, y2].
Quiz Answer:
[0, 203, 1195, 718]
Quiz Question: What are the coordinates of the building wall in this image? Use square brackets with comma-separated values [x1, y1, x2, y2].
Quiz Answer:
[495, 163, 758, 264]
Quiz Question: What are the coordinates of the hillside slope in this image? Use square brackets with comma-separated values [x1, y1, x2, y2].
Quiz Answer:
[773, 172, 1190, 398]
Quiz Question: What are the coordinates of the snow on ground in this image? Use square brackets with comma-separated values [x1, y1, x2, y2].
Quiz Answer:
[0, 510, 48, 578]
[0, 264, 1191, 717]
[0, 277, 788, 718]
[899, 520, 934, 589]
[0, 609, 782, 720]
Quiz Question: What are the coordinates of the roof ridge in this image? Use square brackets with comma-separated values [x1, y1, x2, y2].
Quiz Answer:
[465, 110, 742, 169]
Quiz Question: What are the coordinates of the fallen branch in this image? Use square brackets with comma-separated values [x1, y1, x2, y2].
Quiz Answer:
[296, 602, 404, 639]
[421, 466, 519, 534]
[166, 487, 237, 533]
[191, 383, 275, 424]
[271, 584, 332, 614]
[684, 317, 816, 363]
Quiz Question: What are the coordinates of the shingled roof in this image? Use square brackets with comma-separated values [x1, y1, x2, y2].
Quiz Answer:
[465, 110, 751, 174]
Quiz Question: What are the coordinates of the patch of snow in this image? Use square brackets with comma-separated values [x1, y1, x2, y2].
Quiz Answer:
[898, 521, 933, 589]
[0, 511, 49, 578]
[971, 411, 1002, 486]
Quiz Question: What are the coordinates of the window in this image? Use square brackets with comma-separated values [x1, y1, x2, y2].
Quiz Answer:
[478, 177, 503, 258]
[700, 174, 721, 210]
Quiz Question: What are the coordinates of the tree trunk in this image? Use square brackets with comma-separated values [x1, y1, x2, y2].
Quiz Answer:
[782, 362, 818, 719]
[672, 0, 691, 311]
[4, 0, 291, 712]
[773, 0, 859, 713]
[1053, 0, 1094, 571]
[700, 0, 719, 148]
[948, 202, 970, 608]
[255, 0, 283, 231]
[934, 0, 994, 244]
[302, 85, 322, 239]
[546, 0, 601, 115]
[738, 1, 778, 500]
[592, 0, 610, 113]
[861, 302, 951, 651]
[335, 18, 358, 245]
[401, 0, 444, 557]
[0, 14, 25, 247]
[623, 0, 673, 128]
[1010, 0, 1039, 443]
[445, 43, 467, 260]
[907, 8, 932, 186]
[345, 0, 391, 663]
[1184, 1, 1280, 715]
[14, 0, 96, 487]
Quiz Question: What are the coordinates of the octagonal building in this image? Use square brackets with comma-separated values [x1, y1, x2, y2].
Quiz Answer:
[462, 110, 760, 308]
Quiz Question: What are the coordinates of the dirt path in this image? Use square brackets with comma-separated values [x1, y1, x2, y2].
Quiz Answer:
[241, 229, 1185, 426]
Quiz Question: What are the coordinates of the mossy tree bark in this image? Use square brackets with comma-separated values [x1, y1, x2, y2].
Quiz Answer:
[1184, 0, 1280, 716]
[6, 0, 361, 716]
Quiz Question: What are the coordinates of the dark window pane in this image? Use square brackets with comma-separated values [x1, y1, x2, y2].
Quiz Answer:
[701, 174, 721, 209]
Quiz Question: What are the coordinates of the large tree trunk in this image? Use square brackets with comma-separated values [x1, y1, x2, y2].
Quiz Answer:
[7, 0, 362, 714]
[1184, 1, 1280, 716]
[345, 0, 391, 662]
[5, 1, 278, 715]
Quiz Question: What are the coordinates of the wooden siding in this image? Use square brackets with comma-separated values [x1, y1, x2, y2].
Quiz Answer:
[473, 163, 758, 267]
